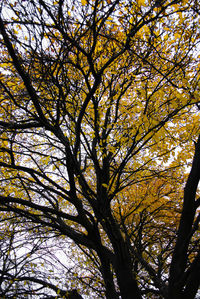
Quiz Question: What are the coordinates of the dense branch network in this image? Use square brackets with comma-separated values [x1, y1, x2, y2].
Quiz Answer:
[0, 0, 200, 298]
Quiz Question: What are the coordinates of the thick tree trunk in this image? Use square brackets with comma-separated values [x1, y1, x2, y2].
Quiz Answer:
[100, 256, 119, 299]
[168, 135, 200, 299]
[102, 213, 142, 299]
[115, 262, 142, 299]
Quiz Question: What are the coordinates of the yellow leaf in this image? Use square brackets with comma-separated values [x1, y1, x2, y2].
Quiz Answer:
[174, 33, 181, 39]
[137, 0, 145, 6]
[81, 0, 87, 5]
[143, 25, 150, 34]
[102, 183, 108, 189]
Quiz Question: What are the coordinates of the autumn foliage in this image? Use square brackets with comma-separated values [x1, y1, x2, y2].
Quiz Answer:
[0, 0, 200, 298]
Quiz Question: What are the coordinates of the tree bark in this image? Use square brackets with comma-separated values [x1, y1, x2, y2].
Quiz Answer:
[168, 135, 200, 298]
[102, 213, 142, 299]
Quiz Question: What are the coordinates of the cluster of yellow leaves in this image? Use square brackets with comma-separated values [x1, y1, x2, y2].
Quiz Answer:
[113, 174, 184, 244]
[1, 0, 200, 222]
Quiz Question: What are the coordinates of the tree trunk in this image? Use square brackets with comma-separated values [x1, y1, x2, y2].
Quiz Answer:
[168, 135, 200, 299]
[102, 213, 142, 299]
[115, 263, 142, 299]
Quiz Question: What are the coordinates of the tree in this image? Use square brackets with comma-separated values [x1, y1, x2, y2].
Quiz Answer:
[0, 219, 80, 298]
[0, 0, 200, 298]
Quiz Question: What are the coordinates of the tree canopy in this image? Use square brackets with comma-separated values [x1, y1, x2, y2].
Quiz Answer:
[0, 0, 200, 298]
